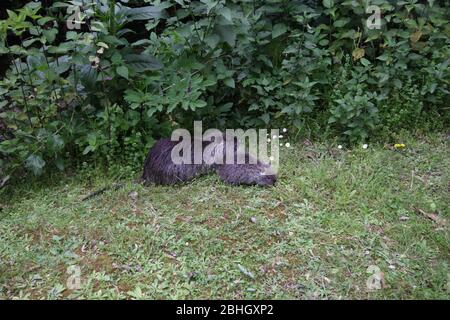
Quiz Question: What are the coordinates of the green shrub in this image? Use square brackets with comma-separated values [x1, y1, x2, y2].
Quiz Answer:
[0, 0, 449, 177]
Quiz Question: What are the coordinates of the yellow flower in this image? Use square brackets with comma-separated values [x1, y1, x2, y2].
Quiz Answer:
[394, 143, 406, 149]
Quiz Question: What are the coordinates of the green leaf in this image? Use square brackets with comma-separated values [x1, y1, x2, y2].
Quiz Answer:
[42, 28, 58, 44]
[116, 66, 129, 79]
[22, 38, 39, 47]
[260, 113, 270, 124]
[124, 89, 144, 104]
[191, 100, 207, 110]
[123, 54, 163, 72]
[323, 0, 334, 9]
[122, 6, 167, 21]
[393, 79, 402, 89]
[55, 157, 65, 171]
[37, 17, 53, 26]
[360, 58, 371, 66]
[25, 154, 45, 175]
[377, 53, 389, 62]
[79, 64, 98, 87]
[50, 134, 64, 150]
[333, 18, 349, 28]
[50, 55, 71, 74]
[224, 78, 235, 88]
[82, 145, 93, 155]
[215, 25, 236, 47]
[272, 23, 287, 38]
[220, 7, 233, 22]
[205, 34, 220, 49]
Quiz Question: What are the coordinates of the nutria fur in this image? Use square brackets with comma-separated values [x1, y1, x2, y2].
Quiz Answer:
[142, 134, 276, 186]
[82, 133, 276, 201]
[141, 138, 212, 185]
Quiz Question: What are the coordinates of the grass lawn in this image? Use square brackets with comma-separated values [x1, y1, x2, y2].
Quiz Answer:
[0, 134, 448, 299]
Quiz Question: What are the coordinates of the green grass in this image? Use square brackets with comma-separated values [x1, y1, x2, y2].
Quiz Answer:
[0, 134, 448, 299]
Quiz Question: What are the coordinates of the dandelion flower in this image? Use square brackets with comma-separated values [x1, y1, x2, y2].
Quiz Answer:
[362, 144, 368, 149]
[394, 143, 406, 149]
[285, 142, 291, 148]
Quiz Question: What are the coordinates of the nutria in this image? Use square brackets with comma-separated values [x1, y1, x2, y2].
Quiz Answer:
[82, 132, 276, 200]
[141, 138, 213, 185]
[141, 134, 277, 186]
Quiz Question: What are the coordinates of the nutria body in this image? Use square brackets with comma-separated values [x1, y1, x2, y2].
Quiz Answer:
[141, 138, 212, 185]
[83, 133, 276, 200]
[142, 135, 276, 186]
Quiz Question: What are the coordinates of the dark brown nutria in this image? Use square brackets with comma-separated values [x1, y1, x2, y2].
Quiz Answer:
[141, 134, 277, 186]
[141, 138, 213, 185]
[82, 132, 276, 200]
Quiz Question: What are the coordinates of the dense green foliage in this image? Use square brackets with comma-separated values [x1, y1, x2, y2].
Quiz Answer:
[0, 0, 449, 177]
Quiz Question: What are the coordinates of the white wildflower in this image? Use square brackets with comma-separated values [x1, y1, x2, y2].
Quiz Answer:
[89, 55, 100, 68]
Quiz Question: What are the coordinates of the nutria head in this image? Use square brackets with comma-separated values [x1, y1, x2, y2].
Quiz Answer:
[257, 169, 277, 186]
[215, 160, 277, 186]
